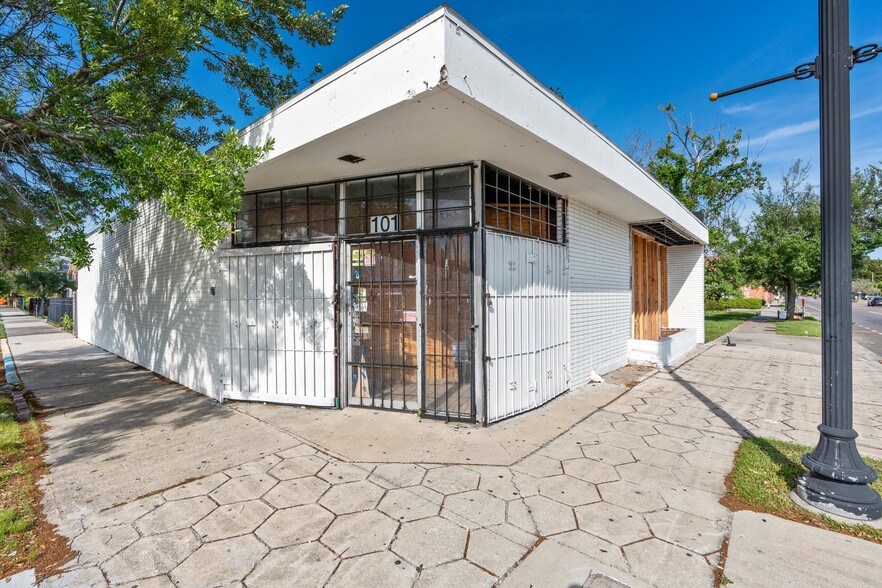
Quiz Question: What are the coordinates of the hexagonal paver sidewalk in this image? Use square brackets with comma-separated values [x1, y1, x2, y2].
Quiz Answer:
[45, 317, 874, 588]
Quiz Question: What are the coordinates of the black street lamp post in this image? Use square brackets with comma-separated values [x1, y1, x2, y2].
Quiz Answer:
[710, 0, 882, 520]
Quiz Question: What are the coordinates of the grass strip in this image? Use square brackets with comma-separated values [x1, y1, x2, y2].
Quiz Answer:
[774, 316, 821, 337]
[725, 437, 882, 544]
[704, 310, 757, 342]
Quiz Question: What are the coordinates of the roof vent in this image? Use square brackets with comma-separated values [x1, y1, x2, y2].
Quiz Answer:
[338, 154, 365, 164]
[548, 172, 571, 180]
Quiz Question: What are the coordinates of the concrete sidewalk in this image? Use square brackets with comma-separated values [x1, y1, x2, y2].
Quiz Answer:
[3, 307, 882, 587]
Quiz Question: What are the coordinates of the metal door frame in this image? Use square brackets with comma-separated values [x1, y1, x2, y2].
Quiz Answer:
[341, 236, 422, 412]
[339, 231, 477, 421]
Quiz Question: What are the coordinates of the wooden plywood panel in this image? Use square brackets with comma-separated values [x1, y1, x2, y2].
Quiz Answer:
[632, 232, 667, 340]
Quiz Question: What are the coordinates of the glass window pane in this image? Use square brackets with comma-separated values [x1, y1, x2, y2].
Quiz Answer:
[311, 202, 337, 221]
[237, 210, 255, 231]
[401, 212, 417, 231]
[399, 173, 416, 194]
[258, 225, 281, 242]
[437, 208, 469, 228]
[258, 191, 281, 209]
[310, 183, 335, 202]
[344, 181, 366, 234]
[236, 209, 255, 244]
[283, 205, 308, 225]
[368, 175, 398, 197]
[241, 193, 256, 211]
[282, 187, 307, 205]
[309, 218, 336, 238]
[258, 208, 281, 226]
[346, 199, 366, 234]
[368, 196, 399, 218]
[435, 167, 470, 189]
[435, 187, 469, 210]
[282, 224, 307, 240]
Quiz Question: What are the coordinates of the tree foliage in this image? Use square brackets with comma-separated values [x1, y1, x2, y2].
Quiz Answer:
[0, 271, 15, 296]
[628, 104, 767, 298]
[742, 161, 821, 319]
[644, 104, 766, 248]
[742, 160, 882, 317]
[850, 164, 882, 273]
[854, 257, 882, 285]
[852, 278, 879, 296]
[15, 267, 75, 299]
[0, 0, 347, 268]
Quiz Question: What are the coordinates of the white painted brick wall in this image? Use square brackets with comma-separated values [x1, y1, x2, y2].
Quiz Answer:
[667, 244, 705, 343]
[75, 201, 223, 398]
[568, 200, 632, 386]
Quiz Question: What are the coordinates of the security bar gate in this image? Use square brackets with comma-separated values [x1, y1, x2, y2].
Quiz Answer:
[346, 239, 420, 411]
[220, 245, 336, 406]
[345, 235, 475, 420]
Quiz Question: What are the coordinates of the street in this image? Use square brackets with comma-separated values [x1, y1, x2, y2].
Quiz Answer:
[803, 297, 882, 360]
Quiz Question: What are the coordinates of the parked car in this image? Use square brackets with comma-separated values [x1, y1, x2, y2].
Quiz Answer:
[869, 296, 882, 307]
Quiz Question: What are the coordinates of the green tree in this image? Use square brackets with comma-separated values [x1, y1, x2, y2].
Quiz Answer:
[16, 267, 76, 315]
[850, 164, 882, 275]
[854, 257, 882, 286]
[0, 0, 347, 268]
[0, 271, 15, 299]
[645, 104, 766, 245]
[628, 104, 767, 298]
[742, 161, 821, 319]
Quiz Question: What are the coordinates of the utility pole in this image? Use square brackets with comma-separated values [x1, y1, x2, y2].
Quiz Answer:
[711, 0, 882, 520]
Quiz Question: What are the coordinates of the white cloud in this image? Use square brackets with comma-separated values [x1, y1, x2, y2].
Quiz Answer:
[751, 102, 882, 145]
[752, 120, 819, 144]
[854, 104, 882, 119]
[722, 103, 760, 115]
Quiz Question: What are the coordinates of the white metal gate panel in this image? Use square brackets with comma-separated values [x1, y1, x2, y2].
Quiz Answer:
[221, 245, 335, 406]
[485, 234, 569, 422]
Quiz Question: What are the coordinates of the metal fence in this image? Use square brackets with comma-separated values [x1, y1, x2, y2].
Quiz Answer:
[47, 299, 73, 325]
[27, 298, 46, 317]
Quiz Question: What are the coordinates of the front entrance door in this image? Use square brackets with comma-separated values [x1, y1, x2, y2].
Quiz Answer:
[345, 235, 475, 420]
[346, 239, 420, 411]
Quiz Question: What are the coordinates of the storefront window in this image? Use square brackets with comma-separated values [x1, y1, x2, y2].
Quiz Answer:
[483, 165, 566, 243]
[234, 164, 473, 246]
[235, 183, 337, 245]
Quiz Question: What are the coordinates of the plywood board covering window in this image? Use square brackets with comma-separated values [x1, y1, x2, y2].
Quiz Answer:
[632, 232, 668, 340]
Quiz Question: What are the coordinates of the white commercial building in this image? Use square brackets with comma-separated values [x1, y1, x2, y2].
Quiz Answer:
[76, 6, 707, 425]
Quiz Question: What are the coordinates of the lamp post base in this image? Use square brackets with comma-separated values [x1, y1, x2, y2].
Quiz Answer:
[795, 472, 882, 521]
[797, 426, 882, 520]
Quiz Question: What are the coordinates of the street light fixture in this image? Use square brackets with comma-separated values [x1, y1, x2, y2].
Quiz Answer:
[710, 0, 882, 520]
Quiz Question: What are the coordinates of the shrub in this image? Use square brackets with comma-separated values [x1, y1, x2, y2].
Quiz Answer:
[59, 313, 74, 332]
[705, 297, 764, 311]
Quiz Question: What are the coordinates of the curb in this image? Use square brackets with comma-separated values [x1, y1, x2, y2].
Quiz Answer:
[1, 339, 31, 421]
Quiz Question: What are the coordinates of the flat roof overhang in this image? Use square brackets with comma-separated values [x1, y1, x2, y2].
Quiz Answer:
[239, 6, 708, 245]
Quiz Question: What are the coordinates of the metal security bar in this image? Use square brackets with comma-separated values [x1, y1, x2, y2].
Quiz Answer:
[424, 233, 475, 421]
[483, 164, 567, 244]
[347, 239, 420, 411]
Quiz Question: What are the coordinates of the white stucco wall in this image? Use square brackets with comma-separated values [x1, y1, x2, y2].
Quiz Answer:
[75, 202, 223, 398]
[667, 244, 705, 343]
[568, 200, 633, 385]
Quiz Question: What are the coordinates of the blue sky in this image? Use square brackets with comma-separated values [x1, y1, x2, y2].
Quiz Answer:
[205, 1, 882, 257]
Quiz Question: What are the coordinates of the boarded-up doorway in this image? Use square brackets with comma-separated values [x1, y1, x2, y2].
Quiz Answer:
[632, 232, 668, 340]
